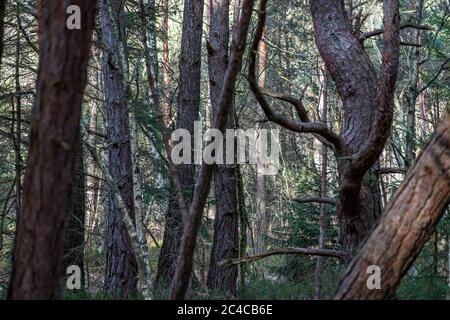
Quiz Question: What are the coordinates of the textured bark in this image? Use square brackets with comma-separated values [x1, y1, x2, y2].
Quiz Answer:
[170, 0, 255, 300]
[157, 0, 204, 285]
[311, 0, 399, 253]
[64, 138, 86, 287]
[404, 0, 424, 168]
[335, 111, 450, 299]
[8, 0, 96, 300]
[206, 0, 239, 297]
[100, 0, 138, 298]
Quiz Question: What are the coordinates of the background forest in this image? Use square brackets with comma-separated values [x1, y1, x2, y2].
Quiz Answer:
[0, 0, 449, 300]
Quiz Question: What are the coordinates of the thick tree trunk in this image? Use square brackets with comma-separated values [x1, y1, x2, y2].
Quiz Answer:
[64, 138, 86, 287]
[8, 0, 96, 300]
[311, 0, 397, 254]
[335, 111, 450, 299]
[157, 0, 204, 284]
[206, 0, 239, 297]
[100, 0, 138, 298]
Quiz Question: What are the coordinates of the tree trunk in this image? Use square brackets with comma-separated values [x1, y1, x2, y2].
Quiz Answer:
[256, 27, 268, 254]
[14, 4, 22, 221]
[100, 0, 138, 298]
[8, 0, 96, 300]
[0, 0, 6, 66]
[314, 68, 328, 300]
[170, 0, 255, 300]
[311, 0, 398, 254]
[237, 164, 248, 290]
[64, 137, 86, 287]
[448, 232, 450, 300]
[162, 0, 172, 122]
[335, 111, 450, 299]
[206, 0, 239, 298]
[157, 0, 204, 285]
[404, 0, 424, 168]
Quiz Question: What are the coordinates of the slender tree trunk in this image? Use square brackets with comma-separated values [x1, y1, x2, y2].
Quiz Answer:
[162, 0, 172, 122]
[157, 0, 204, 285]
[8, 0, 96, 300]
[0, 0, 6, 66]
[335, 111, 450, 300]
[237, 164, 248, 291]
[14, 4, 22, 221]
[64, 137, 86, 288]
[256, 27, 268, 254]
[206, 0, 239, 297]
[404, 0, 424, 168]
[448, 232, 450, 300]
[100, 0, 138, 298]
[314, 68, 328, 300]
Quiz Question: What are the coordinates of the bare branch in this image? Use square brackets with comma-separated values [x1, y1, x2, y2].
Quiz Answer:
[417, 57, 450, 96]
[378, 167, 407, 174]
[247, 0, 344, 154]
[219, 247, 351, 266]
[293, 197, 337, 206]
[360, 22, 433, 42]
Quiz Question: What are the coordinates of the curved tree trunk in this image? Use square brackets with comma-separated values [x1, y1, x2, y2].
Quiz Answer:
[335, 111, 450, 299]
[8, 0, 96, 299]
[311, 0, 398, 253]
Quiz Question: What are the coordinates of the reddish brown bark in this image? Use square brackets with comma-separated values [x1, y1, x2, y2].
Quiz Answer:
[8, 0, 96, 299]
[311, 0, 400, 253]
[248, 0, 399, 255]
[206, 0, 239, 297]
